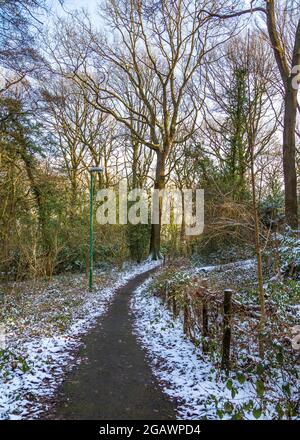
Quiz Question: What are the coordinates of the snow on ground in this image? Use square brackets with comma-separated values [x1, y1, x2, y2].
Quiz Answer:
[131, 269, 300, 420]
[195, 259, 256, 274]
[194, 259, 258, 299]
[195, 259, 255, 273]
[0, 260, 160, 420]
[131, 277, 254, 420]
[194, 259, 257, 287]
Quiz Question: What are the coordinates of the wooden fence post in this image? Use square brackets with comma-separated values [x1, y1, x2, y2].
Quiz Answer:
[221, 289, 233, 371]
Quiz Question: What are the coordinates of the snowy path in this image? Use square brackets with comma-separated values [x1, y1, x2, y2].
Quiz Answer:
[47, 268, 175, 420]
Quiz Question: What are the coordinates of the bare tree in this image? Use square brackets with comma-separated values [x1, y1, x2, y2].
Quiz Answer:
[48, 0, 238, 259]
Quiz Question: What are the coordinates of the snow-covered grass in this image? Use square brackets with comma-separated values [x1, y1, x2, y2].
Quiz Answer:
[0, 260, 160, 420]
[131, 274, 300, 420]
[194, 258, 257, 295]
[195, 259, 256, 274]
[131, 277, 251, 420]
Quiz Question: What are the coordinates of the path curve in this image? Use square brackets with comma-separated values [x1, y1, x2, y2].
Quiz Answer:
[47, 268, 175, 420]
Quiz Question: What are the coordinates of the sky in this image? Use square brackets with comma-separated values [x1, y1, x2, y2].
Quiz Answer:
[46, 0, 100, 28]
[57, 0, 99, 14]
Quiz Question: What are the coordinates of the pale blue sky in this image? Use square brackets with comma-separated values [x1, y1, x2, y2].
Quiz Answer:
[65, 0, 98, 13]
[52, 0, 99, 16]
[48, 0, 101, 27]
[64, 0, 99, 11]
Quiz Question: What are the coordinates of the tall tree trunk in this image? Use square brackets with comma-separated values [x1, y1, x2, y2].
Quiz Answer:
[265, 1, 300, 228]
[283, 76, 299, 229]
[149, 149, 165, 260]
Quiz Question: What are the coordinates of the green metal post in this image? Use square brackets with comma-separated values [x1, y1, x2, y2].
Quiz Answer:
[89, 172, 94, 291]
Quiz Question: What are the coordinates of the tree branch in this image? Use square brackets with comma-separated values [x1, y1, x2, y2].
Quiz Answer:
[198, 7, 266, 20]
